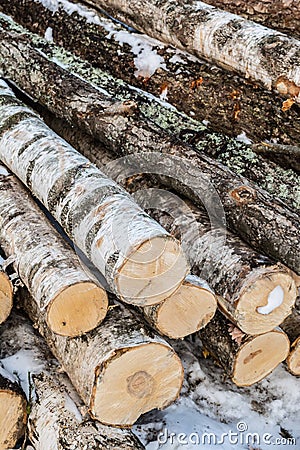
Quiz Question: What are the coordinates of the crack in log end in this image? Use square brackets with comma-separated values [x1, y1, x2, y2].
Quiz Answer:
[127, 371, 155, 399]
[229, 185, 257, 205]
[275, 76, 300, 99]
[243, 348, 262, 364]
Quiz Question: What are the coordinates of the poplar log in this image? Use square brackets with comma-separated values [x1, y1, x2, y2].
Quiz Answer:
[2, 0, 300, 147]
[0, 258, 13, 325]
[0, 366, 27, 449]
[0, 312, 146, 448]
[199, 310, 290, 386]
[82, 0, 300, 103]
[0, 80, 188, 306]
[281, 299, 300, 376]
[0, 21, 299, 275]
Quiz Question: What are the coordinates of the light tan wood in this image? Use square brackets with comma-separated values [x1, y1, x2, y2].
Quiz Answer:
[0, 391, 26, 449]
[287, 336, 300, 376]
[0, 270, 13, 325]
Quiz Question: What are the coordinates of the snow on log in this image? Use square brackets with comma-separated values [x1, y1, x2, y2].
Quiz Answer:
[17, 287, 184, 427]
[0, 365, 27, 449]
[83, 0, 300, 103]
[3, 0, 300, 148]
[141, 274, 217, 339]
[281, 298, 300, 376]
[0, 311, 146, 448]
[0, 80, 188, 307]
[0, 166, 108, 337]
[199, 310, 290, 386]
[194, 0, 300, 39]
[0, 254, 13, 326]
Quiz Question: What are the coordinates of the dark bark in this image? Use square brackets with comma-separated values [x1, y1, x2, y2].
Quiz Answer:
[253, 142, 300, 174]
[0, 16, 300, 275]
[2, 0, 300, 147]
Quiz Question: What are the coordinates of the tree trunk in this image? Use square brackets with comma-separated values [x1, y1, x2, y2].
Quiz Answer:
[199, 310, 290, 386]
[0, 257, 13, 325]
[194, 0, 300, 39]
[252, 142, 300, 174]
[2, 0, 300, 148]
[34, 115, 298, 335]
[17, 287, 184, 427]
[0, 311, 146, 448]
[0, 80, 188, 307]
[0, 22, 299, 276]
[0, 365, 27, 450]
[141, 274, 217, 339]
[281, 299, 300, 376]
[83, 0, 300, 103]
[0, 166, 108, 337]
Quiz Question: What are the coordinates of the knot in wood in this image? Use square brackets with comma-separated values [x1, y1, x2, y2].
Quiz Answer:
[275, 76, 300, 98]
[127, 370, 154, 399]
[230, 185, 257, 205]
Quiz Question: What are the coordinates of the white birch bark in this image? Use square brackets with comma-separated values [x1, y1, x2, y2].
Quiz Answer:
[0, 164, 108, 337]
[86, 0, 300, 101]
[0, 80, 188, 306]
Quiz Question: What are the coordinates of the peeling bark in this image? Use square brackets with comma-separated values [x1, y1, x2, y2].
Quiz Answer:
[0, 80, 188, 306]
[0, 20, 299, 276]
[2, 0, 300, 147]
[0, 167, 108, 337]
[0, 365, 27, 449]
[281, 298, 300, 376]
[83, 0, 300, 102]
[199, 310, 290, 386]
[0, 311, 146, 448]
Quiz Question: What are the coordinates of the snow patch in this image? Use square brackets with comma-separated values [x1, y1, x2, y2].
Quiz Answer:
[0, 363, 17, 383]
[64, 392, 82, 422]
[236, 131, 253, 145]
[257, 285, 284, 315]
[0, 164, 10, 176]
[169, 53, 187, 65]
[37, 0, 102, 23]
[44, 26, 53, 42]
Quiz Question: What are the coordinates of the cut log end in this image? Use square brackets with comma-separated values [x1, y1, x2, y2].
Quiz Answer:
[91, 343, 183, 426]
[235, 271, 297, 335]
[0, 271, 13, 325]
[47, 282, 108, 337]
[233, 330, 290, 386]
[287, 337, 300, 376]
[0, 390, 27, 449]
[156, 282, 217, 339]
[116, 236, 188, 306]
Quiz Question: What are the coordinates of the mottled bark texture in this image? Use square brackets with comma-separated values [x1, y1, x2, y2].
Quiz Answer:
[2, 0, 300, 147]
[0, 80, 187, 306]
[197, 0, 300, 39]
[0, 311, 146, 449]
[199, 310, 290, 386]
[252, 142, 300, 174]
[83, 0, 300, 102]
[0, 166, 108, 337]
[0, 19, 299, 276]
[18, 287, 184, 426]
[0, 365, 27, 449]
[281, 298, 300, 375]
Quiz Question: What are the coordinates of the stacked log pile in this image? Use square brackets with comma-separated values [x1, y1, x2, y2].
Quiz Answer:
[0, 0, 299, 447]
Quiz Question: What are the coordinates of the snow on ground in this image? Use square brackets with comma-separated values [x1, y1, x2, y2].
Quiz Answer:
[134, 339, 300, 449]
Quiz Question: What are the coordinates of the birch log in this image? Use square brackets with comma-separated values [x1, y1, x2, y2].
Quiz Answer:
[0, 366, 27, 450]
[0, 20, 299, 276]
[197, 0, 300, 39]
[281, 299, 300, 376]
[141, 274, 217, 339]
[0, 312, 146, 449]
[199, 310, 290, 386]
[17, 287, 184, 427]
[0, 80, 188, 306]
[0, 257, 13, 325]
[3, 0, 300, 148]
[83, 0, 300, 103]
[0, 166, 108, 337]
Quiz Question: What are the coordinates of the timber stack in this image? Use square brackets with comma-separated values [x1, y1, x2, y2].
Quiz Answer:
[0, 0, 299, 447]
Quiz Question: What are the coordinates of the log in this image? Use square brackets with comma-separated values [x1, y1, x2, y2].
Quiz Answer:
[194, 0, 300, 39]
[0, 166, 108, 337]
[82, 0, 300, 103]
[0, 255, 13, 326]
[17, 287, 184, 427]
[3, 0, 300, 147]
[0, 80, 188, 307]
[0, 312, 146, 448]
[281, 299, 300, 376]
[33, 115, 298, 335]
[141, 274, 217, 339]
[252, 142, 300, 174]
[0, 365, 27, 449]
[0, 21, 299, 276]
[199, 310, 290, 386]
